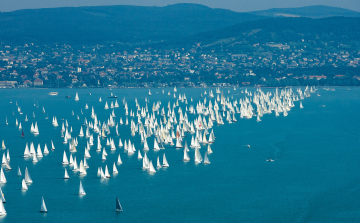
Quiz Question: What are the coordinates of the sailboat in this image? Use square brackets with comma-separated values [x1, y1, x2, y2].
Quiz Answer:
[117, 154, 122, 165]
[0, 168, 6, 183]
[204, 152, 211, 164]
[156, 156, 162, 168]
[256, 115, 261, 122]
[149, 161, 156, 173]
[148, 89, 152, 96]
[207, 144, 213, 154]
[115, 197, 123, 212]
[104, 165, 111, 178]
[21, 179, 28, 190]
[25, 167, 33, 183]
[183, 148, 190, 161]
[75, 92, 79, 101]
[17, 167, 22, 176]
[194, 148, 202, 164]
[64, 169, 70, 179]
[36, 144, 43, 157]
[51, 140, 55, 150]
[72, 157, 79, 171]
[0, 199, 6, 216]
[79, 181, 86, 195]
[137, 150, 143, 159]
[0, 187, 5, 202]
[79, 160, 87, 176]
[113, 162, 118, 174]
[162, 153, 169, 167]
[40, 196, 47, 213]
[300, 101, 304, 109]
[43, 144, 49, 154]
[21, 130, 25, 138]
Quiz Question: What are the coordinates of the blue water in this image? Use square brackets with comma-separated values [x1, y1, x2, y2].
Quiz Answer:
[0, 87, 359, 222]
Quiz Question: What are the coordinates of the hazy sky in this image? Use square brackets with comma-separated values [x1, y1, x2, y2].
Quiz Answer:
[1, 0, 360, 12]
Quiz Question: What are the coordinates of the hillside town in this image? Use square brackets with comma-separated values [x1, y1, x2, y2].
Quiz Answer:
[0, 40, 359, 88]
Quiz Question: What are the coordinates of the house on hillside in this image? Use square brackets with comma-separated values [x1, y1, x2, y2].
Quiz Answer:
[33, 78, 43, 86]
[308, 75, 327, 80]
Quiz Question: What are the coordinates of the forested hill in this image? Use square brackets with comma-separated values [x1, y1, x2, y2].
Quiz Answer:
[249, 5, 360, 18]
[0, 3, 265, 44]
[178, 16, 360, 47]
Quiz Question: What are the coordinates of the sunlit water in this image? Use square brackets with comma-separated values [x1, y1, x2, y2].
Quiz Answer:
[0, 87, 359, 222]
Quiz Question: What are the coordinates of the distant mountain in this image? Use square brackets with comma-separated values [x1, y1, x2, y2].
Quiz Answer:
[179, 16, 360, 47]
[0, 4, 265, 44]
[249, 5, 360, 18]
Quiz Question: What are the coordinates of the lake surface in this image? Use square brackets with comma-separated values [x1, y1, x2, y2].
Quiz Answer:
[0, 87, 359, 223]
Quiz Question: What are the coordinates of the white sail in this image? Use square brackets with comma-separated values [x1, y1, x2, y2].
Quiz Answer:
[23, 143, 30, 157]
[1, 141, 5, 149]
[175, 137, 183, 148]
[104, 165, 111, 178]
[22, 179, 28, 190]
[0, 187, 5, 203]
[62, 151, 69, 165]
[115, 197, 123, 212]
[1, 154, 6, 165]
[204, 152, 210, 164]
[207, 144, 213, 154]
[149, 161, 156, 173]
[72, 157, 79, 171]
[113, 162, 118, 174]
[43, 144, 49, 154]
[25, 167, 32, 183]
[194, 148, 202, 164]
[79, 126, 84, 137]
[84, 148, 91, 158]
[75, 92, 79, 101]
[162, 153, 169, 167]
[84, 158, 89, 169]
[17, 167, 22, 176]
[33, 122, 39, 135]
[36, 144, 43, 157]
[142, 156, 149, 169]
[117, 154, 122, 165]
[79, 181, 86, 195]
[51, 140, 55, 150]
[137, 150, 143, 159]
[30, 142, 36, 154]
[69, 154, 74, 166]
[40, 196, 47, 213]
[143, 139, 149, 151]
[64, 169, 70, 179]
[79, 160, 87, 176]
[32, 153, 38, 163]
[100, 167, 106, 179]
[157, 156, 162, 168]
[0, 193, 5, 215]
[183, 148, 190, 161]
[153, 138, 160, 151]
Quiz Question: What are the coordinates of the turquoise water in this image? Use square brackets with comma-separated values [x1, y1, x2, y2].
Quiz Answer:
[0, 87, 359, 222]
